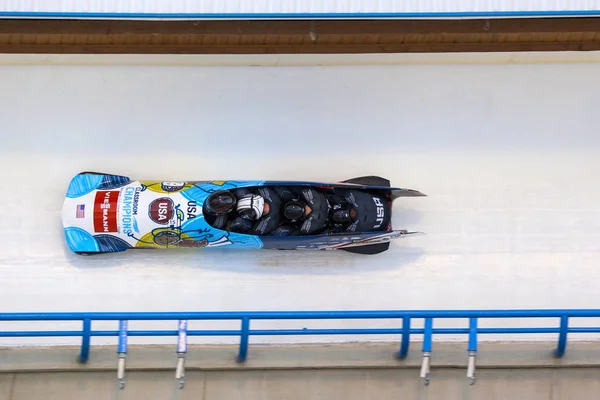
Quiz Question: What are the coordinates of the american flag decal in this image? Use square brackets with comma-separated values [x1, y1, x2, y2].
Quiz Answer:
[76, 204, 85, 218]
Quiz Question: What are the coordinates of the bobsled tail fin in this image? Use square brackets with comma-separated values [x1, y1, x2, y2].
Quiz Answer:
[341, 176, 425, 199]
[390, 188, 427, 200]
[341, 242, 390, 255]
[338, 230, 424, 254]
[342, 175, 390, 187]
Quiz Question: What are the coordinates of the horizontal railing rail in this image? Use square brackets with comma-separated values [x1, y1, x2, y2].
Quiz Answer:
[0, 308, 599, 388]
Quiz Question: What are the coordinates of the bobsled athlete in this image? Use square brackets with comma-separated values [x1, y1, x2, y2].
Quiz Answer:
[330, 190, 391, 233]
[232, 187, 282, 235]
[267, 199, 307, 237]
[202, 190, 237, 229]
[279, 187, 329, 235]
[271, 224, 301, 236]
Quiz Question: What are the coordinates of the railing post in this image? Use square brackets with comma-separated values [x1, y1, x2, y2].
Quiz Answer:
[467, 317, 478, 385]
[175, 320, 188, 389]
[78, 318, 91, 363]
[554, 315, 569, 358]
[420, 318, 433, 386]
[237, 317, 250, 363]
[117, 320, 128, 389]
[398, 316, 411, 359]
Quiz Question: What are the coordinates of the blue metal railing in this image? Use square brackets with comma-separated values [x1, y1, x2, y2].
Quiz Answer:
[1, 308, 600, 388]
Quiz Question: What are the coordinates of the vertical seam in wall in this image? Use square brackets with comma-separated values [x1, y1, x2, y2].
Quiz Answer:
[550, 368, 556, 400]
[8, 373, 16, 400]
[202, 371, 208, 400]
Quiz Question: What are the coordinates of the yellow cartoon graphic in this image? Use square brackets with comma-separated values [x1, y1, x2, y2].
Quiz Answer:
[135, 228, 209, 249]
[140, 181, 194, 194]
[140, 180, 229, 194]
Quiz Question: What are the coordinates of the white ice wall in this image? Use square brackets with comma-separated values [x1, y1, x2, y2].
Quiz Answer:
[1, 52, 600, 346]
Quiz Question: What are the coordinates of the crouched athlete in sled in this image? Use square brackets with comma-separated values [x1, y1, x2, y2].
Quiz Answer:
[327, 189, 391, 233]
[202, 185, 391, 236]
[267, 186, 390, 236]
[270, 186, 330, 236]
[202, 187, 282, 235]
[273, 188, 391, 236]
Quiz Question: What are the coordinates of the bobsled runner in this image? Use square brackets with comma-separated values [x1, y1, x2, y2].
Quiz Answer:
[61, 172, 425, 256]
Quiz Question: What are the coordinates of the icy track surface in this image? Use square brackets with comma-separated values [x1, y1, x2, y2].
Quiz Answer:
[1, 54, 600, 345]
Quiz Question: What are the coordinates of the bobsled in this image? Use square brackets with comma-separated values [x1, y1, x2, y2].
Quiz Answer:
[61, 172, 425, 256]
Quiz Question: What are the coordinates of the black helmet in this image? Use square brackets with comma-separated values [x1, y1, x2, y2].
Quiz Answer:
[332, 208, 352, 224]
[228, 217, 254, 233]
[283, 200, 305, 221]
[204, 190, 236, 215]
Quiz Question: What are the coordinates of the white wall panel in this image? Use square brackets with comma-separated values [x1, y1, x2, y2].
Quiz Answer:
[1, 52, 600, 346]
[0, 0, 600, 18]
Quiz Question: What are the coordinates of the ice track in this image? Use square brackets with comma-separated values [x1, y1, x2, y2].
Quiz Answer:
[1, 53, 600, 345]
